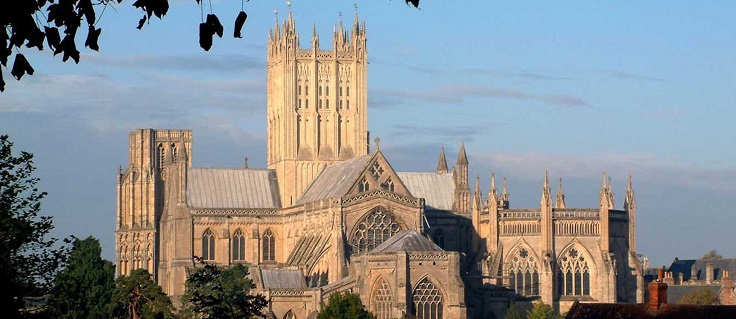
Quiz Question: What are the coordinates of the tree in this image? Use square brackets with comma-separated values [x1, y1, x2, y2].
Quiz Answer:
[316, 291, 376, 319]
[526, 301, 558, 319]
[180, 257, 267, 319]
[49, 236, 115, 319]
[504, 304, 523, 319]
[701, 250, 723, 260]
[109, 268, 175, 319]
[676, 287, 720, 305]
[0, 134, 67, 318]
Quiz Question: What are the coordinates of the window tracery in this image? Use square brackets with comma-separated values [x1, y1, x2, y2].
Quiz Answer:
[412, 277, 443, 319]
[507, 247, 540, 296]
[380, 177, 395, 192]
[202, 229, 215, 260]
[358, 177, 370, 192]
[349, 208, 401, 254]
[557, 247, 591, 296]
[232, 229, 246, 261]
[157, 143, 164, 167]
[369, 162, 384, 179]
[372, 277, 392, 319]
[263, 229, 276, 262]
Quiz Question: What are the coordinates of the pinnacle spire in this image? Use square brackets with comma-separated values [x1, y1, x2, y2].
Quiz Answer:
[625, 174, 636, 210]
[556, 177, 566, 209]
[541, 170, 551, 204]
[436, 147, 448, 174]
[457, 141, 468, 165]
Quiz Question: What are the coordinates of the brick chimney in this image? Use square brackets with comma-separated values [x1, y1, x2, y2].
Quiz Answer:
[721, 270, 734, 305]
[706, 262, 714, 284]
[647, 268, 668, 313]
[663, 271, 675, 285]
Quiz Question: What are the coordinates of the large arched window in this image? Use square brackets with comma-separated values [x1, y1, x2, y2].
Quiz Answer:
[232, 229, 246, 261]
[349, 208, 402, 254]
[372, 277, 393, 319]
[283, 310, 296, 319]
[507, 247, 540, 296]
[412, 277, 443, 319]
[557, 247, 591, 296]
[202, 229, 215, 261]
[262, 229, 276, 262]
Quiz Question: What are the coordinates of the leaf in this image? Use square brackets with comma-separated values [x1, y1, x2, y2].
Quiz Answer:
[406, 0, 419, 8]
[11, 54, 34, 80]
[199, 22, 213, 51]
[85, 25, 101, 51]
[137, 15, 147, 29]
[77, 0, 95, 25]
[234, 11, 247, 38]
[0, 67, 5, 92]
[206, 14, 223, 38]
[151, 0, 169, 19]
[60, 34, 79, 63]
[45, 26, 61, 52]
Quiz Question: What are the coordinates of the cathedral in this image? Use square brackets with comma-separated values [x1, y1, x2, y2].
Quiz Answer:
[115, 12, 645, 319]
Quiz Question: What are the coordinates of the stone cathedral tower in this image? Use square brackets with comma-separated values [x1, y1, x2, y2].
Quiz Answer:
[267, 12, 369, 206]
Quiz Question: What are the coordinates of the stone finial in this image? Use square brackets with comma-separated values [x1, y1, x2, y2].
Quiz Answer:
[244, 157, 249, 168]
[374, 137, 381, 150]
[436, 147, 448, 174]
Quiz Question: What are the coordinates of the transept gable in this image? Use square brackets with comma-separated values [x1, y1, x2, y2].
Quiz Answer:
[344, 150, 411, 198]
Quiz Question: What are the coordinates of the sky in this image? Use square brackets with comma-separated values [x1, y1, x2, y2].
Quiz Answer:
[1, 1, 735, 267]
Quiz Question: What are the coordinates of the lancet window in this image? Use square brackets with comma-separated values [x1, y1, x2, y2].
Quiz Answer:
[372, 277, 393, 319]
[232, 229, 246, 261]
[157, 143, 165, 167]
[380, 177, 395, 192]
[349, 208, 401, 254]
[358, 177, 370, 192]
[262, 229, 276, 262]
[171, 143, 177, 161]
[202, 229, 215, 260]
[507, 247, 540, 296]
[412, 277, 443, 319]
[283, 310, 296, 319]
[557, 247, 591, 296]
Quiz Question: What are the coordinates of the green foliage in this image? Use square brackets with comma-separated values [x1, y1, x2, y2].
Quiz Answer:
[180, 257, 267, 319]
[526, 301, 559, 319]
[676, 287, 720, 305]
[50, 236, 115, 319]
[0, 134, 67, 318]
[505, 305, 523, 319]
[109, 268, 175, 319]
[316, 291, 377, 319]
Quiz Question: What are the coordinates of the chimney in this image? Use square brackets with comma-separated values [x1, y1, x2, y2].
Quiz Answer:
[722, 270, 734, 305]
[663, 271, 675, 285]
[678, 272, 684, 285]
[706, 262, 714, 284]
[647, 268, 668, 313]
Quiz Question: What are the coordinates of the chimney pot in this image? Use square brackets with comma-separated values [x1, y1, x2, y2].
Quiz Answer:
[647, 278, 668, 313]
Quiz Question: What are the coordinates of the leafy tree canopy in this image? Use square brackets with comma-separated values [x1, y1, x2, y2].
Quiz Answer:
[109, 268, 176, 319]
[676, 287, 720, 305]
[0, 134, 67, 318]
[701, 250, 723, 260]
[180, 257, 267, 319]
[50, 236, 115, 319]
[526, 301, 559, 319]
[316, 291, 376, 319]
[505, 304, 523, 319]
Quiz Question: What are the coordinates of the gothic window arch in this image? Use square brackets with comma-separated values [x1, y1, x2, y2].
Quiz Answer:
[283, 310, 296, 319]
[358, 177, 369, 193]
[119, 244, 129, 275]
[506, 247, 540, 296]
[372, 277, 393, 319]
[157, 143, 165, 167]
[412, 277, 443, 319]
[232, 229, 246, 261]
[171, 143, 178, 162]
[349, 208, 402, 254]
[557, 246, 591, 297]
[380, 177, 395, 192]
[263, 228, 276, 262]
[202, 229, 215, 261]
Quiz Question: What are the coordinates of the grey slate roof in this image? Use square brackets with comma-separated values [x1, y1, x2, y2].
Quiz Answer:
[260, 268, 306, 289]
[297, 154, 373, 204]
[396, 172, 455, 210]
[370, 230, 444, 253]
[187, 168, 281, 209]
[668, 258, 736, 282]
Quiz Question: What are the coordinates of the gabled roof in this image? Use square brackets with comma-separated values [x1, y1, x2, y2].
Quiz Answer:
[370, 230, 443, 253]
[260, 268, 306, 289]
[397, 172, 455, 210]
[297, 154, 373, 204]
[187, 168, 281, 209]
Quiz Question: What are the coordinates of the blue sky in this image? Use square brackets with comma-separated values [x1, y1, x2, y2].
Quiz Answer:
[1, 1, 735, 267]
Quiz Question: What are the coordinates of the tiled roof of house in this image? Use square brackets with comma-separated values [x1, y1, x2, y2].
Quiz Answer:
[566, 301, 736, 319]
[668, 258, 736, 282]
[187, 168, 281, 209]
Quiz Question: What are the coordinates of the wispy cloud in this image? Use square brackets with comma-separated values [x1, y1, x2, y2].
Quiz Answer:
[390, 123, 501, 142]
[606, 70, 664, 82]
[404, 65, 573, 81]
[85, 53, 266, 73]
[374, 85, 589, 107]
